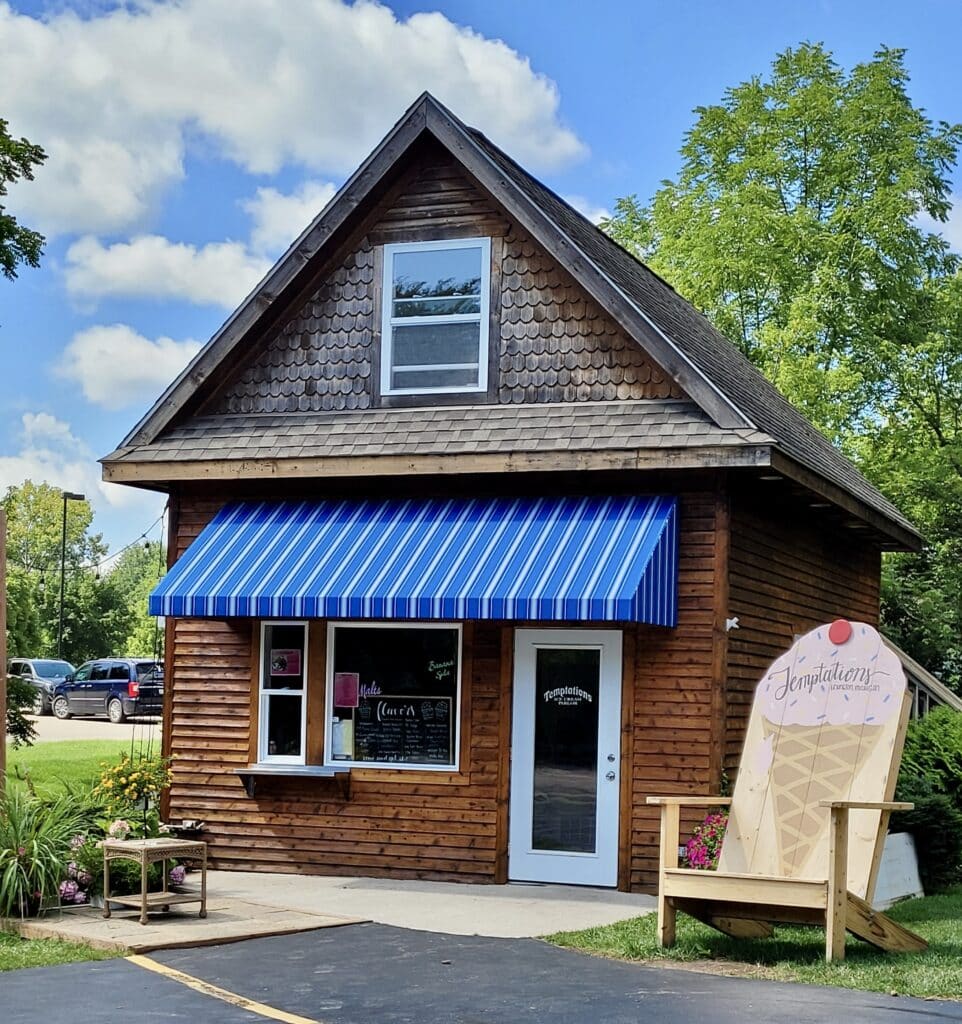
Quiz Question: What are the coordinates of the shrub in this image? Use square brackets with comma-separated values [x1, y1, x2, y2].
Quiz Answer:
[893, 774, 962, 893]
[895, 709, 962, 893]
[65, 818, 179, 899]
[900, 707, 962, 804]
[5, 677, 37, 748]
[94, 751, 172, 835]
[0, 789, 95, 917]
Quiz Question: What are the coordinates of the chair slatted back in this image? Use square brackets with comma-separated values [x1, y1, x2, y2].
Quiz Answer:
[718, 621, 909, 901]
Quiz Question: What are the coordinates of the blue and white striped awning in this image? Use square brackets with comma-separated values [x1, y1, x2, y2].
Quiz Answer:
[150, 495, 678, 625]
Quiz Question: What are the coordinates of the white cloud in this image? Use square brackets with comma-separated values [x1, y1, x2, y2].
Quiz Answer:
[243, 180, 339, 255]
[0, 412, 153, 514]
[58, 324, 202, 410]
[64, 235, 271, 308]
[21, 412, 81, 450]
[564, 195, 611, 226]
[2, 0, 585, 236]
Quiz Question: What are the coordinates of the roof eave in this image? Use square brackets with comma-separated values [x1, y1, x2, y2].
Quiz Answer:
[769, 451, 922, 552]
[101, 443, 775, 485]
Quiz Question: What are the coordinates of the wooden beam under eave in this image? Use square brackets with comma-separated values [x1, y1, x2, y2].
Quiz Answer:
[101, 444, 775, 486]
[769, 451, 922, 553]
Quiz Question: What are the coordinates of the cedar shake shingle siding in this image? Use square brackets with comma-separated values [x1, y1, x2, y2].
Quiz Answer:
[202, 146, 681, 417]
[103, 94, 917, 550]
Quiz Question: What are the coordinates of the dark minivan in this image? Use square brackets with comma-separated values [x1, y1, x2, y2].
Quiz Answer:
[52, 658, 164, 723]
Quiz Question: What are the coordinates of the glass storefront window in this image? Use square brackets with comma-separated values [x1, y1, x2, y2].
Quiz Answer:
[259, 622, 307, 763]
[327, 624, 460, 769]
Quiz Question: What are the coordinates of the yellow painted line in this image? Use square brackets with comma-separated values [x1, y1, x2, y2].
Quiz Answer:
[126, 953, 321, 1024]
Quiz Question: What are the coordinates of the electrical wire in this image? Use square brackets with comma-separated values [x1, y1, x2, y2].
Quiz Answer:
[7, 505, 168, 575]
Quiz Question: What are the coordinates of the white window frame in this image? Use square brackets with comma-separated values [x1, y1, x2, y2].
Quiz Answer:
[324, 621, 462, 772]
[380, 237, 491, 397]
[258, 620, 308, 765]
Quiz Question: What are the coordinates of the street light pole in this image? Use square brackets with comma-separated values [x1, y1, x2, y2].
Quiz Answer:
[58, 491, 85, 658]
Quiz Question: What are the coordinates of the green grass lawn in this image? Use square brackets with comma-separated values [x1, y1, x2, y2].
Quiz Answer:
[7, 739, 152, 792]
[0, 930, 121, 972]
[548, 888, 962, 1000]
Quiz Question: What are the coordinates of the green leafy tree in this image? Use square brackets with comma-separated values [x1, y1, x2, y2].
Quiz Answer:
[0, 117, 45, 280]
[604, 43, 962, 688]
[604, 43, 960, 443]
[1, 481, 118, 663]
[2, 481, 166, 664]
[106, 539, 166, 657]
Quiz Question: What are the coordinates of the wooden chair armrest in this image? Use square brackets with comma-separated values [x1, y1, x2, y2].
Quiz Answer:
[647, 796, 732, 806]
[818, 801, 913, 811]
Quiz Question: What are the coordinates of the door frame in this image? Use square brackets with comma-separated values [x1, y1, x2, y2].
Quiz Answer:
[508, 628, 623, 887]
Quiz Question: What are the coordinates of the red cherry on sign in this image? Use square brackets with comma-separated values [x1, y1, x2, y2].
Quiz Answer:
[828, 619, 853, 645]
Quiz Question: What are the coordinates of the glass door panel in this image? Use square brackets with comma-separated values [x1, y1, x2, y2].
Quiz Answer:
[533, 648, 600, 854]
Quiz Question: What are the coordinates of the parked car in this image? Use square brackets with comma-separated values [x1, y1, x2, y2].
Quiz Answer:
[51, 658, 164, 723]
[7, 658, 76, 715]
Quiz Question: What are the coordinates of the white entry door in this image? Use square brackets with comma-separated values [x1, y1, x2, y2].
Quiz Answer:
[509, 629, 623, 887]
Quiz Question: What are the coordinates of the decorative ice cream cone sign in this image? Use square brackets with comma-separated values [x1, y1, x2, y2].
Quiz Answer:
[718, 620, 909, 895]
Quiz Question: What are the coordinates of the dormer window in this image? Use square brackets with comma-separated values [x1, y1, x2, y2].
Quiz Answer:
[380, 237, 491, 396]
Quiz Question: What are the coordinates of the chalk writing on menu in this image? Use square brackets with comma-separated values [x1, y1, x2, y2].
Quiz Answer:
[354, 696, 453, 764]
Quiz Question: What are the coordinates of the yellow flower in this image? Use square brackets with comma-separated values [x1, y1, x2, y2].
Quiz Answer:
[103, 780, 113, 789]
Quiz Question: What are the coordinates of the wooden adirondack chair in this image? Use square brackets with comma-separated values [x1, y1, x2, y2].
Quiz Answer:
[649, 619, 928, 962]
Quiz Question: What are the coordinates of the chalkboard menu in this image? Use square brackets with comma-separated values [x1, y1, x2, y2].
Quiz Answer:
[354, 696, 453, 764]
[330, 625, 460, 766]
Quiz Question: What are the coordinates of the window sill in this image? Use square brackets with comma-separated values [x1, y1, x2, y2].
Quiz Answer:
[235, 764, 351, 797]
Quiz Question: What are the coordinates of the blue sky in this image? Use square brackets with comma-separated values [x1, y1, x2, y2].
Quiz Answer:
[2, 0, 961, 554]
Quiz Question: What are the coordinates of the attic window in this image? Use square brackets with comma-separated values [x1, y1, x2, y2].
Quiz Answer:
[380, 238, 490, 396]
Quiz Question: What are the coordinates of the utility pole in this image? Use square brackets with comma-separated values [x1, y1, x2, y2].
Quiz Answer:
[58, 491, 85, 658]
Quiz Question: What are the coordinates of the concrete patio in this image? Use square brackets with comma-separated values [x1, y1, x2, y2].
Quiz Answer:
[11, 871, 655, 953]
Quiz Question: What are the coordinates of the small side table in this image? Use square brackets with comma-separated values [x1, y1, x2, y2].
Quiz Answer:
[102, 838, 207, 925]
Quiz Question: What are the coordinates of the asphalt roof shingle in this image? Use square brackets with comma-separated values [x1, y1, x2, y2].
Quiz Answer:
[106, 400, 772, 464]
[103, 94, 917, 546]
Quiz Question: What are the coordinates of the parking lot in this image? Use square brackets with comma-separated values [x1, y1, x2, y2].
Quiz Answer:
[8, 924, 961, 1024]
[26, 711, 161, 743]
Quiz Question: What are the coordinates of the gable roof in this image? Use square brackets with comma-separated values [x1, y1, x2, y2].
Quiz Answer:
[104, 93, 919, 550]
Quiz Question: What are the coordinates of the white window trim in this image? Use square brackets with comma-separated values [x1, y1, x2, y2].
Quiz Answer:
[380, 237, 491, 397]
[324, 621, 462, 772]
[258, 620, 308, 766]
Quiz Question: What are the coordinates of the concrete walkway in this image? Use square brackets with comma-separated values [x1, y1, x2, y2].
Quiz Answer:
[209, 870, 656, 938]
[14, 871, 654, 952]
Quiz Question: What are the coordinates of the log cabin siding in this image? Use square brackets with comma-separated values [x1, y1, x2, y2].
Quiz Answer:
[163, 488, 720, 889]
[207, 144, 681, 416]
[724, 495, 882, 775]
[628, 491, 719, 890]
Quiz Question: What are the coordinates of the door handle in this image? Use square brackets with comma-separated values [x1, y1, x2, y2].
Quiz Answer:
[605, 771, 616, 782]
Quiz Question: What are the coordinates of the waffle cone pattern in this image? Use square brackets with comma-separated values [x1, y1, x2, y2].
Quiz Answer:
[762, 721, 882, 874]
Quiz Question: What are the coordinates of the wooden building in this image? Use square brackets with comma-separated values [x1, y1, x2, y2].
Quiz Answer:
[102, 94, 920, 892]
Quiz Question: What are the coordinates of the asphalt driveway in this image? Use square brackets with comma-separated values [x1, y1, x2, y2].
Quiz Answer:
[26, 712, 160, 743]
[6, 924, 962, 1024]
